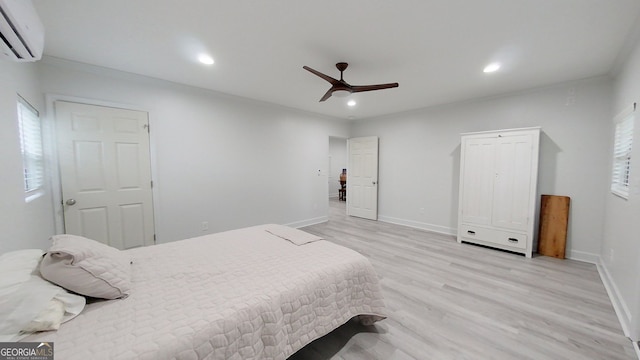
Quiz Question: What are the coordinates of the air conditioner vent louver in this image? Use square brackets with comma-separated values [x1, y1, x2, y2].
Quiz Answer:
[0, 27, 18, 57]
[0, 0, 43, 62]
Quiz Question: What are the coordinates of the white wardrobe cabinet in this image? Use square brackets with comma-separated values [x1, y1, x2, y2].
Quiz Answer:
[457, 127, 540, 257]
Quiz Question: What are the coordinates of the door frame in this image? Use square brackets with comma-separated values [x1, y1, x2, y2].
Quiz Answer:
[328, 136, 348, 201]
[44, 94, 158, 238]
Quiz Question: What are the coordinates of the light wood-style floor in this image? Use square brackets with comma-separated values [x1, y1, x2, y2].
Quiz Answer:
[291, 199, 636, 360]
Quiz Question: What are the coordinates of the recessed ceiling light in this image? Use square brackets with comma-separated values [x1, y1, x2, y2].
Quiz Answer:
[347, 100, 356, 107]
[483, 63, 501, 73]
[198, 54, 214, 65]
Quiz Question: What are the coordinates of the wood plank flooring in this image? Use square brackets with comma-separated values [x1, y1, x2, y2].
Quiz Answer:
[290, 199, 635, 360]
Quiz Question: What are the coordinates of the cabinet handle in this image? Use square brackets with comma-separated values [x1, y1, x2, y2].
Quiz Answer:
[508, 238, 518, 243]
[467, 230, 476, 235]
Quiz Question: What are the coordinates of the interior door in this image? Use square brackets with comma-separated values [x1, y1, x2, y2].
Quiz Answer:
[347, 136, 379, 220]
[55, 101, 154, 249]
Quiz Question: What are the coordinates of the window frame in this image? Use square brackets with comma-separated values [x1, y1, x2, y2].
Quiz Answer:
[611, 104, 635, 199]
[16, 95, 44, 195]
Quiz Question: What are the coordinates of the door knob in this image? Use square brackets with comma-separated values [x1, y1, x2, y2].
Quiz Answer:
[65, 199, 77, 206]
[372, 181, 377, 185]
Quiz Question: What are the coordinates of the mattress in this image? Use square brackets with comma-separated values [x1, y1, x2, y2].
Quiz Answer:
[24, 224, 387, 359]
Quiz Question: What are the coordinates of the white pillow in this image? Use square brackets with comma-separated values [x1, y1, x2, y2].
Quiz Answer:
[39, 234, 132, 299]
[0, 249, 45, 295]
[0, 250, 85, 342]
[22, 286, 85, 334]
[22, 298, 65, 332]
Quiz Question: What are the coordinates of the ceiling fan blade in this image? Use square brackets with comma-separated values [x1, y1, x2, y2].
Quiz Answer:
[351, 83, 399, 93]
[319, 88, 333, 102]
[303, 66, 339, 85]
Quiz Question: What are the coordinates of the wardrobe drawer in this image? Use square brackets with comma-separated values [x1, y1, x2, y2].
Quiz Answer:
[460, 225, 527, 250]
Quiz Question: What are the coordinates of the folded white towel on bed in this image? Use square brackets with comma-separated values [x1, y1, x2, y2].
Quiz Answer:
[264, 224, 324, 245]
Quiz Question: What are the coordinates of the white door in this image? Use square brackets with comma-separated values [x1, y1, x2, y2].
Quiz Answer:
[459, 136, 496, 225]
[347, 136, 378, 220]
[492, 134, 534, 231]
[56, 101, 154, 249]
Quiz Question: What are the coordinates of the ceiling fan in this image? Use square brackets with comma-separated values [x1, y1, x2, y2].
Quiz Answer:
[303, 62, 399, 102]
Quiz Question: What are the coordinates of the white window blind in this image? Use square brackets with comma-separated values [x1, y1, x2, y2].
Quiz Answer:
[17, 96, 44, 193]
[611, 105, 634, 199]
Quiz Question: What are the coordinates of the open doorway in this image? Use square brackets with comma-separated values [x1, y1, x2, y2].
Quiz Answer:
[328, 136, 347, 215]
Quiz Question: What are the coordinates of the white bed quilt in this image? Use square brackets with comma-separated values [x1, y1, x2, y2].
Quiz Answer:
[25, 225, 387, 359]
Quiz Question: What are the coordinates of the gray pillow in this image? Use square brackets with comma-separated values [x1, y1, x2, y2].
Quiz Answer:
[40, 235, 131, 299]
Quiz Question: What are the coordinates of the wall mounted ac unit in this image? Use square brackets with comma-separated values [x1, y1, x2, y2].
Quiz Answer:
[0, 0, 44, 62]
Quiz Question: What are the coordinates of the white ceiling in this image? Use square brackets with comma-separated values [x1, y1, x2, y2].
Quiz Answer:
[32, 0, 640, 120]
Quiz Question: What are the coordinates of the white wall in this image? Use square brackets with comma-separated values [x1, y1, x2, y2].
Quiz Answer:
[603, 32, 640, 340]
[37, 58, 349, 243]
[0, 59, 55, 253]
[351, 77, 613, 260]
[1, 51, 635, 340]
[328, 137, 347, 198]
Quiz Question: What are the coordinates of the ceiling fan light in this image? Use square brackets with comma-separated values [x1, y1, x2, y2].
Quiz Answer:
[332, 89, 350, 98]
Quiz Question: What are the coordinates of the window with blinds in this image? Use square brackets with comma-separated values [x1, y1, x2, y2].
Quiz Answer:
[17, 96, 44, 193]
[611, 106, 634, 199]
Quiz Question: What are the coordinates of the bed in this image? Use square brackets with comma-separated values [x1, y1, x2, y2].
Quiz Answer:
[21, 224, 387, 359]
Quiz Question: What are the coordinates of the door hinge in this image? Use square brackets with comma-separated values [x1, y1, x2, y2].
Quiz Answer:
[153, 234, 156, 243]
[150, 180, 154, 188]
[143, 123, 149, 133]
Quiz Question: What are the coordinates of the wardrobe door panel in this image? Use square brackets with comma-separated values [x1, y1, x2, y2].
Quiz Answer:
[460, 137, 495, 226]
[492, 134, 534, 231]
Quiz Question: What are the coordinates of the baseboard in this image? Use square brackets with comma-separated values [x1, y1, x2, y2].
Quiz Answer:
[596, 256, 632, 338]
[378, 215, 456, 236]
[566, 250, 600, 264]
[286, 216, 328, 229]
